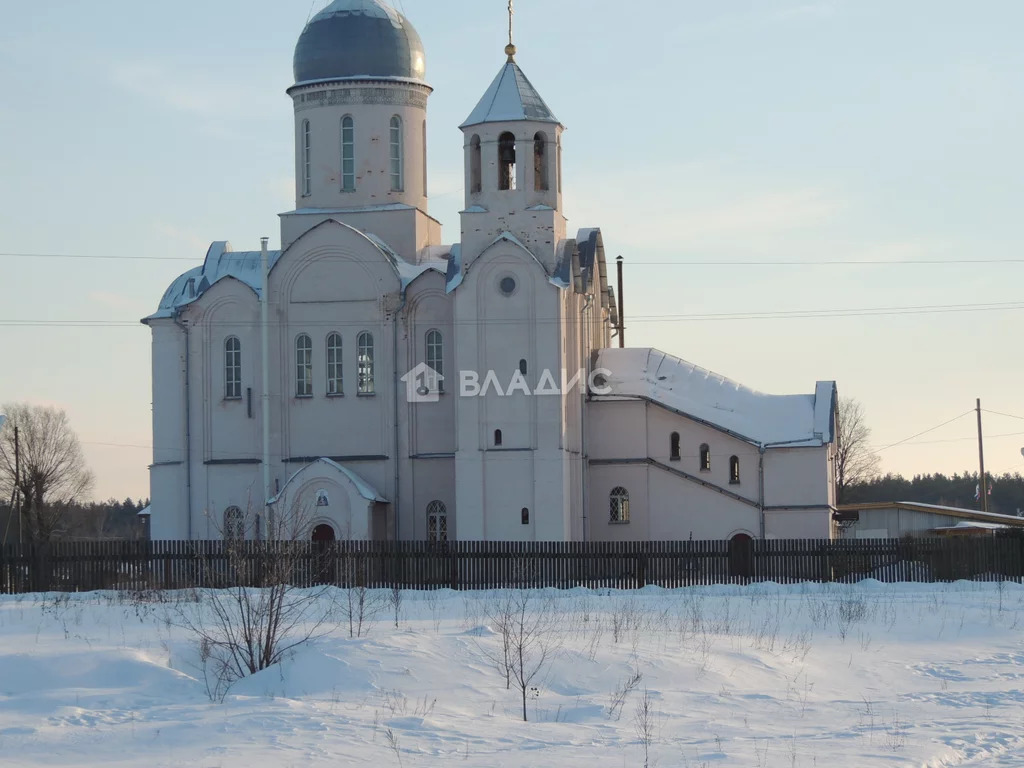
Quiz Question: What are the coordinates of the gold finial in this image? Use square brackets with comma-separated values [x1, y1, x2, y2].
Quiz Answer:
[506, 0, 516, 61]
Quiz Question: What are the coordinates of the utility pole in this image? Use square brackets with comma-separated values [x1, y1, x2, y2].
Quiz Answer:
[976, 399, 988, 513]
[616, 256, 625, 348]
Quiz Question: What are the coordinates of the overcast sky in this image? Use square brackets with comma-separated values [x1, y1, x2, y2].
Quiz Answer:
[1, 0, 1022, 502]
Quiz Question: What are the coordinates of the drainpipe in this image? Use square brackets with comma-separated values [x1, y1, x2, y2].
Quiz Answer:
[393, 293, 407, 541]
[580, 293, 593, 541]
[757, 445, 766, 539]
[260, 237, 271, 539]
[173, 314, 193, 540]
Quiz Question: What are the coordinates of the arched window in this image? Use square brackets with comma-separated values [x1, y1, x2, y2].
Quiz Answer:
[341, 116, 355, 192]
[670, 432, 681, 462]
[498, 131, 517, 190]
[225, 337, 242, 400]
[426, 330, 443, 392]
[521, 508, 530, 525]
[494, 429, 503, 447]
[389, 115, 404, 192]
[469, 134, 482, 194]
[427, 500, 448, 543]
[610, 487, 630, 524]
[223, 506, 244, 541]
[533, 132, 549, 191]
[357, 332, 375, 394]
[301, 119, 312, 197]
[327, 333, 343, 395]
[730, 456, 741, 485]
[296, 334, 313, 397]
[519, 359, 528, 376]
[700, 444, 711, 471]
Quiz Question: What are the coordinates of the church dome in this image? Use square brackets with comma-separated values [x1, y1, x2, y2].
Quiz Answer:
[293, 0, 426, 84]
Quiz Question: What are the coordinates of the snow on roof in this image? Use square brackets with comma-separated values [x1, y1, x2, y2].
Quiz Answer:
[312, 0, 403, 26]
[145, 242, 283, 321]
[594, 348, 836, 446]
[445, 244, 463, 294]
[933, 521, 1008, 531]
[895, 502, 1024, 524]
[269, 458, 387, 506]
[461, 61, 560, 128]
[145, 226, 451, 321]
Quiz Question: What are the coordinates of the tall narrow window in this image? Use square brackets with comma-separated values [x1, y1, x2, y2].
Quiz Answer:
[296, 334, 313, 397]
[389, 115, 404, 192]
[498, 131, 517, 190]
[533, 132, 549, 191]
[521, 508, 530, 525]
[422, 120, 428, 196]
[700, 444, 711, 472]
[341, 116, 355, 192]
[670, 432, 681, 462]
[358, 332, 375, 394]
[427, 500, 448, 543]
[302, 119, 311, 197]
[225, 337, 242, 399]
[469, 134, 482, 193]
[223, 506, 244, 540]
[494, 429, 503, 447]
[519, 359, 528, 376]
[426, 330, 443, 392]
[327, 333, 343, 395]
[610, 487, 630, 524]
[730, 456, 741, 485]
[557, 140, 563, 193]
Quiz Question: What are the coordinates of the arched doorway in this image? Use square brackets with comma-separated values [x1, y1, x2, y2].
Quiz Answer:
[312, 524, 336, 543]
[312, 524, 336, 585]
[728, 533, 755, 580]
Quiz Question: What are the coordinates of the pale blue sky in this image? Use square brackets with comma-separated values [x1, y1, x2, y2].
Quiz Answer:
[1, 0, 1022, 501]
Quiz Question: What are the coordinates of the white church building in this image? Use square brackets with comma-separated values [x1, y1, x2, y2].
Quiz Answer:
[143, 0, 839, 544]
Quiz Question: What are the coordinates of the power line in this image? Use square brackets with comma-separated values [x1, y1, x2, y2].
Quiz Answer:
[869, 411, 975, 455]
[3, 300, 1024, 329]
[2, 251, 1023, 267]
[873, 430, 1024, 448]
[983, 409, 1024, 422]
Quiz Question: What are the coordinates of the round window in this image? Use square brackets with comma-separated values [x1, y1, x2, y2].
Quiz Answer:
[499, 276, 517, 296]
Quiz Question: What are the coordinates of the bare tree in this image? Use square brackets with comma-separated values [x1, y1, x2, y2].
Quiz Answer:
[0, 403, 94, 543]
[481, 589, 560, 721]
[175, 501, 333, 700]
[633, 688, 656, 768]
[835, 396, 881, 504]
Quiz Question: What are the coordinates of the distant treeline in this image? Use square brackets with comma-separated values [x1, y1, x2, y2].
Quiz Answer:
[0, 497, 149, 543]
[845, 472, 1024, 517]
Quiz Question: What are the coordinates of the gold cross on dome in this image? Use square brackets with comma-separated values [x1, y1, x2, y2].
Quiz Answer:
[506, 0, 517, 60]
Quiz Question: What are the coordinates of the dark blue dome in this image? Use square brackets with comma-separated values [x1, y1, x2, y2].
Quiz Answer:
[293, 0, 426, 84]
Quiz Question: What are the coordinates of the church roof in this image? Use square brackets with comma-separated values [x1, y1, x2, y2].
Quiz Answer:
[144, 242, 283, 321]
[593, 348, 837, 447]
[460, 61, 560, 129]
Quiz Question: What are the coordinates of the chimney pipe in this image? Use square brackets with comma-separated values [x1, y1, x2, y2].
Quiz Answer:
[616, 255, 625, 348]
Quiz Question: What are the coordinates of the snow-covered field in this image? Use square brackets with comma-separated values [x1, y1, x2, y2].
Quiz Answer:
[1, 581, 1023, 767]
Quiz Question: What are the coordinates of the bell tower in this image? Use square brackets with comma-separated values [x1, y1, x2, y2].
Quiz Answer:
[458, 9, 565, 273]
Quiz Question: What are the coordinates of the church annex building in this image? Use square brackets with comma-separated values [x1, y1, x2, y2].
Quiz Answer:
[143, 0, 838, 544]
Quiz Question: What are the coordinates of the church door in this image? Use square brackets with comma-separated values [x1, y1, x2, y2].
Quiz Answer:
[312, 524, 336, 585]
[728, 534, 755, 581]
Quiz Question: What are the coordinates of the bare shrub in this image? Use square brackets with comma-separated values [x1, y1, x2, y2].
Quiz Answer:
[173, 502, 333, 700]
